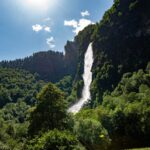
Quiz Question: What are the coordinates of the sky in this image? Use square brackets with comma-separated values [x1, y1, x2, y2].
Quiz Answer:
[0, 0, 113, 61]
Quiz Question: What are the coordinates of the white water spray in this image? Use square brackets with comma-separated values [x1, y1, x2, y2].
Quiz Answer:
[68, 43, 94, 114]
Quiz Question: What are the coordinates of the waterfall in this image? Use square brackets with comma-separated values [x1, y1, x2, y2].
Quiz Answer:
[68, 43, 94, 114]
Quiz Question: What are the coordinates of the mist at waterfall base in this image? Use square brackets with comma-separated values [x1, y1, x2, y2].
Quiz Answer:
[68, 43, 94, 114]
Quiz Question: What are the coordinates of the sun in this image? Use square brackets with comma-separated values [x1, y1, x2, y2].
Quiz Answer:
[26, 0, 48, 10]
[19, 0, 58, 15]
[24, 0, 54, 12]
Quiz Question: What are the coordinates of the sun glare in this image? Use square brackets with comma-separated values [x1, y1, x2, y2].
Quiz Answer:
[23, 0, 55, 13]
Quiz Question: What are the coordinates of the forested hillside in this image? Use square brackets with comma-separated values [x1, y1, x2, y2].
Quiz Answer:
[91, 0, 150, 106]
[0, 48, 78, 82]
[0, 0, 150, 149]
[69, 0, 150, 106]
[0, 68, 45, 149]
[75, 64, 150, 149]
[0, 68, 45, 107]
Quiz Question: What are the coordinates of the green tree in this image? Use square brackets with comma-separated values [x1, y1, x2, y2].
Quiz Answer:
[28, 83, 68, 136]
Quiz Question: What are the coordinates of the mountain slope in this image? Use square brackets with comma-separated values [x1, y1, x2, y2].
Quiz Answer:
[69, 0, 150, 106]
[91, 0, 150, 106]
[0, 47, 78, 82]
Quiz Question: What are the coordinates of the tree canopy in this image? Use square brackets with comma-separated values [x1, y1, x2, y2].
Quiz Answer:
[28, 83, 68, 136]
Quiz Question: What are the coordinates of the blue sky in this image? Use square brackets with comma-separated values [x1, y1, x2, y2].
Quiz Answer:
[0, 0, 113, 61]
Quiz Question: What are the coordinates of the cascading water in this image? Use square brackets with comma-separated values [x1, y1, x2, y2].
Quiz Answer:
[68, 43, 94, 114]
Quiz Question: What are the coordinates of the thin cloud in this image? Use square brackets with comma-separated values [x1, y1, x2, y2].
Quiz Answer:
[32, 24, 51, 33]
[44, 17, 51, 22]
[81, 10, 90, 17]
[46, 37, 55, 49]
[32, 24, 43, 32]
[44, 26, 51, 32]
[64, 20, 78, 28]
[64, 18, 94, 35]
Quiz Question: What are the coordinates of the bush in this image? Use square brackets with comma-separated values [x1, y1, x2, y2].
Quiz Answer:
[26, 129, 80, 150]
[74, 118, 110, 150]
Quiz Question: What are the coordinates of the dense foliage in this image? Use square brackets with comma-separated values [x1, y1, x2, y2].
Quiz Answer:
[102, 69, 150, 149]
[55, 75, 73, 98]
[0, 101, 29, 150]
[0, 68, 45, 149]
[26, 130, 80, 150]
[0, 68, 45, 107]
[75, 65, 150, 149]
